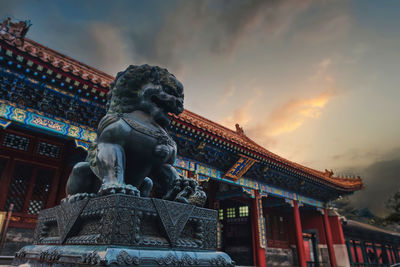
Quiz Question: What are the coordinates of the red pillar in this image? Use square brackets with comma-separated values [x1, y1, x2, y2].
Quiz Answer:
[329, 214, 345, 244]
[293, 201, 307, 267]
[251, 194, 267, 267]
[323, 208, 338, 267]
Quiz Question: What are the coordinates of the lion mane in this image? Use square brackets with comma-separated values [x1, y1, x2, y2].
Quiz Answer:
[87, 64, 182, 170]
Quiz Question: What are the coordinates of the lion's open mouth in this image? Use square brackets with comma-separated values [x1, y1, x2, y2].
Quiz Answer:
[151, 94, 173, 113]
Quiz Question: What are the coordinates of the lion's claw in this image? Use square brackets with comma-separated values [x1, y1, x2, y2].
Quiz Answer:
[98, 183, 140, 196]
[61, 193, 95, 203]
[164, 176, 207, 207]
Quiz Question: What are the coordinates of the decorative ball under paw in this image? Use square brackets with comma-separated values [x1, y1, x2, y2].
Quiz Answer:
[98, 183, 140, 196]
[164, 177, 207, 207]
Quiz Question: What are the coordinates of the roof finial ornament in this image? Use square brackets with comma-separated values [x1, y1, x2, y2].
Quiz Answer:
[235, 123, 244, 136]
[0, 17, 32, 46]
[324, 169, 334, 178]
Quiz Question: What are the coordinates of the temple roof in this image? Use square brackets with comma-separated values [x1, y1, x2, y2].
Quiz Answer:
[0, 20, 363, 192]
[343, 219, 400, 243]
[172, 110, 363, 191]
[0, 20, 113, 90]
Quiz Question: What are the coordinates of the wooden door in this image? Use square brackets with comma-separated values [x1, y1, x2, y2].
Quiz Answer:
[221, 204, 254, 266]
[3, 160, 58, 227]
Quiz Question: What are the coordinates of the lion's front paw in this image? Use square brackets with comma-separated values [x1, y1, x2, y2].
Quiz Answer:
[61, 193, 96, 203]
[98, 183, 140, 196]
[164, 177, 207, 207]
[188, 190, 207, 207]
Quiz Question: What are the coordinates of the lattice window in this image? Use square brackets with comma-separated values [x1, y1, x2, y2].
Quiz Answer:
[4, 163, 33, 212]
[218, 209, 224, 220]
[36, 141, 61, 158]
[226, 207, 236, 218]
[27, 168, 53, 214]
[238, 206, 249, 217]
[3, 133, 30, 151]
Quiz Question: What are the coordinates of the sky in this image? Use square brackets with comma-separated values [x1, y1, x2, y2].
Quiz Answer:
[1, 0, 400, 216]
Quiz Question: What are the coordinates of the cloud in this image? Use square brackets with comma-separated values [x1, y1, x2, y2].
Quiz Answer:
[246, 56, 337, 140]
[87, 22, 134, 75]
[308, 57, 335, 83]
[3, 0, 350, 74]
[330, 148, 386, 170]
[248, 90, 336, 139]
[219, 88, 262, 128]
[208, 0, 312, 55]
[348, 148, 400, 217]
[128, 0, 316, 69]
[291, 2, 351, 44]
[217, 56, 339, 149]
[29, 18, 134, 76]
[0, 1, 19, 19]
[220, 100, 253, 128]
[218, 84, 236, 105]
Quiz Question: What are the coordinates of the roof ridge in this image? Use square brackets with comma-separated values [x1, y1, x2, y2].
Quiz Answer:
[180, 110, 329, 175]
[24, 38, 114, 80]
[175, 110, 363, 190]
[346, 219, 400, 237]
[182, 109, 240, 136]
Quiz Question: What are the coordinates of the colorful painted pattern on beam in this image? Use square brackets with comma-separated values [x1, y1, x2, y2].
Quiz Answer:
[174, 156, 325, 208]
[225, 154, 257, 181]
[74, 140, 91, 150]
[0, 101, 97, 142]
[0, 67, 105, 110]
[242, 187, 255, 198]
[257, 196, 267, 249]
[0, 118, 11, 128]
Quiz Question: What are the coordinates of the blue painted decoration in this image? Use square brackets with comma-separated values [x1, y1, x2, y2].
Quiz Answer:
[173, 156, 325, 208]
[0, 101, 97, 143]
[74, 140, 90, 150]
[0, 118, 11, 128]
[225, 155, 257, 181]
[257, 196, 267, 249]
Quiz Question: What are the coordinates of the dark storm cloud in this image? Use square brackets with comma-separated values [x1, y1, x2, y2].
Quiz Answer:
[0, 0, 345, 74]
[128, 0, 312, 69]
[0, 0, 19, 17]
[208, 0, 309, 54]
[350, 148, 400, 216]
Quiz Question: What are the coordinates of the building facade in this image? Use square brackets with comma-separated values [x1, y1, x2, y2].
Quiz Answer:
[0, 19, 397, 267]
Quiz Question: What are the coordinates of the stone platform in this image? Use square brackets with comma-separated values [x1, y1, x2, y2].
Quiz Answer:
[12, 194, 234, 266]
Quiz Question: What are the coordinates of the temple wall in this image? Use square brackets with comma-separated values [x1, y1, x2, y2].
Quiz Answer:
[265, 247, 295, 267]
[317, 244, 331, 267]
[301, 210, 327, 244]
[334, 244, 350, 267]
[0, 227, 34, 256]
[329, 213, 350, 267]
[265, 244, 331, 267]
[328, 215, 346, 245]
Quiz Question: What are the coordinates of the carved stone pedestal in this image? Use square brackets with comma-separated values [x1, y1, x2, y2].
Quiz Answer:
[12, 194, 234, 267]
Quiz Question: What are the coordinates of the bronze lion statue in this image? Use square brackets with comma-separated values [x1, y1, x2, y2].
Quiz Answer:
[66, 65, 206, 207]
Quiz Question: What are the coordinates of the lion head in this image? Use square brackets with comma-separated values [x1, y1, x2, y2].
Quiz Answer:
[106, 64, 184, 127]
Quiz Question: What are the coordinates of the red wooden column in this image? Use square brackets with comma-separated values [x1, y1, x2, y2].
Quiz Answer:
[251, 192, 267, 267]
[293, 201, 307, 267]
[0, 159, 15, 209]
[323, 208, 338, 267]
[329, 214, 345, 244]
